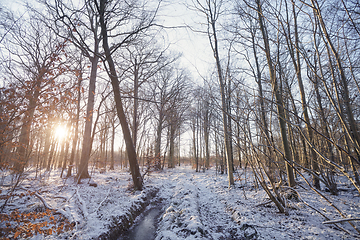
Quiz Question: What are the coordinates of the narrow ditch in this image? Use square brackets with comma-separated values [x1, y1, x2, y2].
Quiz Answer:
[98, 186, 160, 240]
[119, 205, 163, 240]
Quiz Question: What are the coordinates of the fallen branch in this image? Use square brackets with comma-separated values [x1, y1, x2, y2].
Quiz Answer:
[323, 218, 360, 224]
[284, 186, 352, 236]
[274, 147, 360, 235]
[19, 187, 55, 210]
[48, 195, 68, 201]
[76, 187, 89, 219]
[91, 188, 111, 215]
[33, 191, 55, 210]
[255, 200, 272, 208]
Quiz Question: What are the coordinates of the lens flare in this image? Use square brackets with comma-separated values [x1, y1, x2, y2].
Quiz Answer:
[54, 124, 67, 141]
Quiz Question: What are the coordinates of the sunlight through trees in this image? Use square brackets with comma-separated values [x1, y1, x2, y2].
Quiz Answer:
[0, 0, 360, 238]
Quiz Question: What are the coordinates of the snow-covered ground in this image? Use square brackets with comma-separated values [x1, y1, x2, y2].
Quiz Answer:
[1, 165, 359, 239]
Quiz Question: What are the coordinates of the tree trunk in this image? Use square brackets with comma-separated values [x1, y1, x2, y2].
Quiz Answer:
[288, 0, 320, 189]
[99, 0, 142, 190]
[312, 0, 360, 154]
[60, 134, 70, 177]
[77, 52, 99, 180]
[133, 62, 139, 149]
[67, 74, 82, 177]
[250, 27, 274, 174]
[168, 123, 176, 168]
[110, 119, 116, 170]
[155, 111, 163, 170]
[204, 113, 210, 170]
[14, 80, 41, 173]
[256, 0, 295, 187]
[210, 19, 234, 186]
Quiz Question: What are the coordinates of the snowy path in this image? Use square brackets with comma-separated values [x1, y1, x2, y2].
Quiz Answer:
[153, 167, 249, 240]
[150, 166, 357, 240]
[192, 172, 249, 239]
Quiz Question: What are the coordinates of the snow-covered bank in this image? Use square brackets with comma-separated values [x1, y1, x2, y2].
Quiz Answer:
[1, 165, 359, 239]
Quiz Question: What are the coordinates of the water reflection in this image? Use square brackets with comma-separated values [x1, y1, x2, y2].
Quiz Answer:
[120, 207, 162, 240]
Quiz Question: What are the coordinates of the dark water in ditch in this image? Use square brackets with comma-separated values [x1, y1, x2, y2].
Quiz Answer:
[119, 207, 163, 240]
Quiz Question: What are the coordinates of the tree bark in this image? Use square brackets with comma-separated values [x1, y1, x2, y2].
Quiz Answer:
[77, 53, 99, 180]
[98, 0, 142, 190]
[67, 71, 82, 177]
[256, 0, 295, 187]
[209, 14, 234, 186]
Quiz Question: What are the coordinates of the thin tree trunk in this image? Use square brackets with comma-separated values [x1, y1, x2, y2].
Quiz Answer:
[204, 101, 210, 169]
[251, 27, 273, 173]
[168, 123, 176, 168]
[47, 139, 57, 172]
[133, 62, 139, 149]
[61, 134, 70, 177]
[99, 0, 142, 190]
[311, 0, 360, 154]
[288, 0, 320, 189]
[315, 12, 360, 186]
[210, 17, 234, 186]
[256, 0, 295, 187]
[78, 52, 99, 180]
[67, 74, 82, 177]
[110, 119, 116, 170]
[14, 80, 41, 173]
[155, 111, 163, 170]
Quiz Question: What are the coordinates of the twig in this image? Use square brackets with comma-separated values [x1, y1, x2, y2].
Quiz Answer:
[255, 200, 273, 207]
[76, 187, 89, 219]
[323, 218, 360, 224]
[1, 172, 24, 211]
[48, 195, 68, 201]
[33, 191, 55, 210]
[91, 188, 111, 215]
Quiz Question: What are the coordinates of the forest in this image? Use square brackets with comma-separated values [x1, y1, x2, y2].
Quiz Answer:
[0, 0, 359, 239]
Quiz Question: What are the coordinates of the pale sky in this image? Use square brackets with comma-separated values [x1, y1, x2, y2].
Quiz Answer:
[157, 0, 215, 81]
[0, 0, 215, 80]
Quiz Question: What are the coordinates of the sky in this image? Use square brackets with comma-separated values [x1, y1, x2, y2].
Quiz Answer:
[0, 0, 215, 79]
[0, 0, 216, 90]
[156, 0, 215, 80]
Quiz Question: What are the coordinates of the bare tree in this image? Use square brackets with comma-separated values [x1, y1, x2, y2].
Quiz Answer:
[192, 0, 234, 186]
[165, 68, 191, 168]
[96, 0, 159, 190]
[254, 0, 295, 187]
[117, 40, 173, 152]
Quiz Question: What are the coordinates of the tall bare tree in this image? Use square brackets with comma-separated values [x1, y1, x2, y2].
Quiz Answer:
[255, 0, 295, 187]
[192, 0, 234, 186]
[96, 0, 159, 189]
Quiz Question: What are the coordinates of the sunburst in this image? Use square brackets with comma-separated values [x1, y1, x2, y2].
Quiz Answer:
[54, 124, 68, 142]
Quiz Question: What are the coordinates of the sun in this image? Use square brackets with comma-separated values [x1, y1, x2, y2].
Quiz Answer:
[54, 124, 68, 142]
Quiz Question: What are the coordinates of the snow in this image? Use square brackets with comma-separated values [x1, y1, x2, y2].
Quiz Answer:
[0, 165, 359, 239]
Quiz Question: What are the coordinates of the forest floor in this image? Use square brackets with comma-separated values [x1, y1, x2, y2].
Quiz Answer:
[1, 165, 359, 239]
